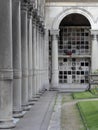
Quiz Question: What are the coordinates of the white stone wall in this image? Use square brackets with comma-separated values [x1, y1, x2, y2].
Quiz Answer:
[45, 1, 98, 88]
[45, 2, 98, 30]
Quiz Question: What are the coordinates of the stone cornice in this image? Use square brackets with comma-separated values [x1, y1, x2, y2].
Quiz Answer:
[45, 2, 98, 7]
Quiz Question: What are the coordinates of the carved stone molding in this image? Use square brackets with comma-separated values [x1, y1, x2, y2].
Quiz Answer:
[0, 69, 13, 80]
[91, 30, 98, 41]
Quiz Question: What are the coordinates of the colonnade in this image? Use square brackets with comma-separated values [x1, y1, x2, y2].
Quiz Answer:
[1, 0, 98, 129]
[0, 0, 49, 128]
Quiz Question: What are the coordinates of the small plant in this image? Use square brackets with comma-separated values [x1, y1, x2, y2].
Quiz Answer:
[92, 69, 98, 74]
[91, 85, 98, 95]
[53, 94, 58, 112]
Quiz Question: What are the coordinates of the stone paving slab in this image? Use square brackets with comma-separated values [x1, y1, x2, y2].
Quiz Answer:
[48, 94, 61, 130]
[12, 91, 56, 130]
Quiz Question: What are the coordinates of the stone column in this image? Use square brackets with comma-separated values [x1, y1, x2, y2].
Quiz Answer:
[38, 26, 41, 92]
[45, 29, 49, 90]
[91, 30, 98, 72]
[32, 19, 37, 97]
[21, 3, 30, 110]
[0, 0, 15, 128]
[40, 27, 44, 92]
[28, 11, 34, 104]
[42, 29, 45, 91]
[12, 0, 23, 118]
[50, 30, 59, 88]
[43, 29, 47, 90]
[39, 25, 43, 93]
[36, 22, 40, 94]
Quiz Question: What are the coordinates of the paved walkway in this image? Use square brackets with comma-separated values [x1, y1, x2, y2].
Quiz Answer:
[61, 94, 85, 130]
[12, 91, 56, 130]
[48, 94, 61, 130]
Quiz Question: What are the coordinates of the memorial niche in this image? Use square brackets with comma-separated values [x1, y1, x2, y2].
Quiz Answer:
[58, 13, 91, 84]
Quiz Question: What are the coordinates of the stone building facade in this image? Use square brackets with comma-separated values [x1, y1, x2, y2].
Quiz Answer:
[45, 0, 98, 90]
[0, 0, 98, 129]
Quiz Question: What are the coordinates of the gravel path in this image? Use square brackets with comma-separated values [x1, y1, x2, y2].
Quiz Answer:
[61, 93, 85, 130]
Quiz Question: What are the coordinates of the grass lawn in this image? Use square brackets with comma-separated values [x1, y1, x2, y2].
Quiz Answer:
[72, 91, 98, 99]
[77, 101, 98, 130]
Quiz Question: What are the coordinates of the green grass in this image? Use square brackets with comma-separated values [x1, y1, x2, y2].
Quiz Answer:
[90, 86, 98, 95]
[77, 101, 98, 130]
[72, 91, 98, 99]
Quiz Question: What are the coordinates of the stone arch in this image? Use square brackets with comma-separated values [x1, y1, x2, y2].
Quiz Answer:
[52, 7, 95, 30]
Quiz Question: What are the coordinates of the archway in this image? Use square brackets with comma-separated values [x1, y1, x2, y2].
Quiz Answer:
[58, 13, 91, 87]
[52, 8, 94, 30]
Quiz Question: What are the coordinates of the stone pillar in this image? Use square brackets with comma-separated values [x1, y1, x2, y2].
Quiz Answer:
[32, 19, 37, 97]
[21, 3, 30, 110]
[36, 22, 40, 94]
[50, 30, 59, 88]
[38, 26, 41, 92]
[41, 29, 45, 91]
[28, 11, 34, 104]
[39, 25, 43, 93]
[0, 0, 15, 128]
[45, 29, 49, 90]
[43, 29, 48, 90]
[12, 0, 23, 118]
[91, 30, 98, 72]
[40, 27, 44, 92]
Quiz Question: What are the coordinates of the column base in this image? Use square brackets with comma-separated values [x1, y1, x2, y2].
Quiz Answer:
[22, 105, 31, 111]
[28, 100, 35, 105]
[36, 93, 42, 98]
[0, 120, 15, 129]
[38, 92, 43, 95]
[41, 89, 46, 93]
[50, 86, 58, 91]
[13, 111, 24, 118]
[32, 97, 38, 102]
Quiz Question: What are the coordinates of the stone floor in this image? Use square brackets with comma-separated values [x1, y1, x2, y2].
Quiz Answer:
[48, 94, 61, 130]
[11, 91, 56, 130]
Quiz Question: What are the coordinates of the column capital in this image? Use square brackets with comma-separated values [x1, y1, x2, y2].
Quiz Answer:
[91, 30, 98, 36]
[13, 0, 21, 3]
[32, 19, 36, 27]
[91, 30, 98, 41]
[28, 11, 32, 19]
[28, 1, 35, 15]
[50, 30, 59, 36]
[21, 2, 28, 11]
